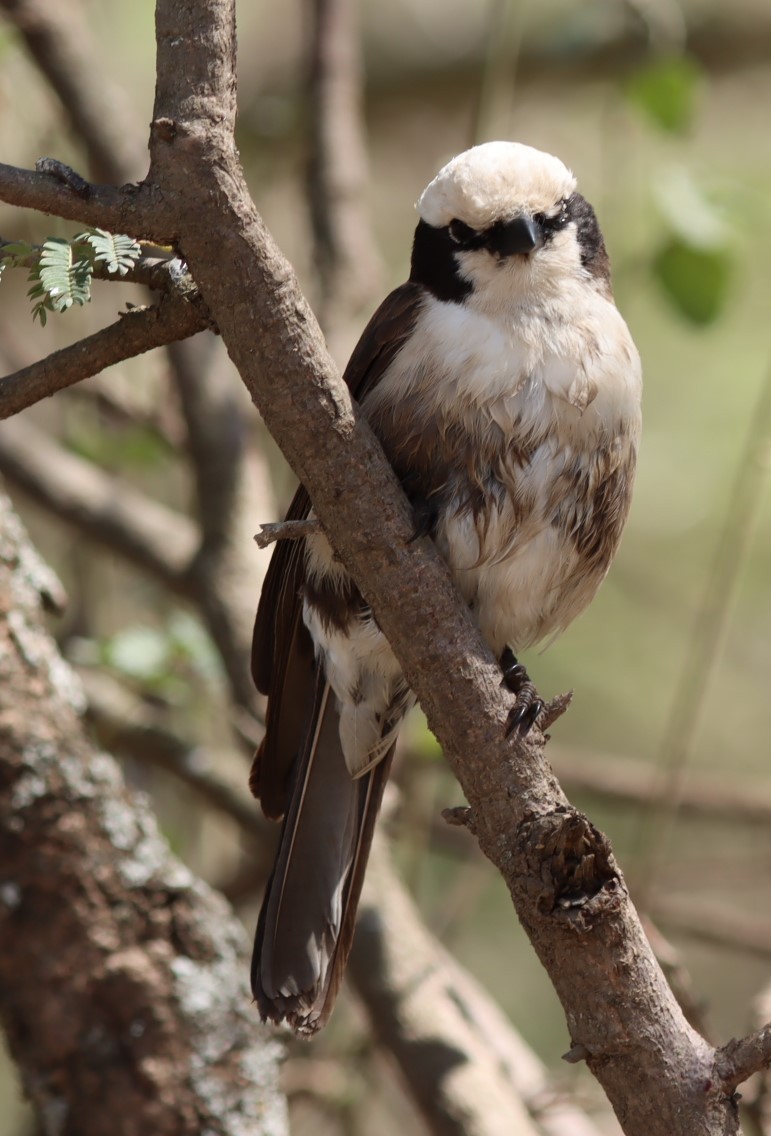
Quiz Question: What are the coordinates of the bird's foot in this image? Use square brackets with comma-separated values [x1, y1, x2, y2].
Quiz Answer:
[501, 647, 544, 736]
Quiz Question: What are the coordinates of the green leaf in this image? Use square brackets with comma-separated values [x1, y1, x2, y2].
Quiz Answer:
[79, 227, 141, 275]
[652, 238, 732, 325]
[1, 240, 35, 260]
[625, 56, 703, 134]
[37, 236, 93, 313]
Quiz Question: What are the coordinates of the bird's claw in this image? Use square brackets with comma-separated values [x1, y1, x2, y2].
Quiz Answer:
[500, 648, 544, 735]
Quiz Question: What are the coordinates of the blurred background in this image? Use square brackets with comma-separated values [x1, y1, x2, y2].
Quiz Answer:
[1, 0, 770, 1132]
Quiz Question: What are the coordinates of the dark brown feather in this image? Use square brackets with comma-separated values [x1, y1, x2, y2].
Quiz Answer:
[250, 281, 426, 1028]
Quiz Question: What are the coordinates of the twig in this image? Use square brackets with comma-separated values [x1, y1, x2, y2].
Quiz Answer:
[717, 1025, 771, 1092]
[0, 418, 197, 587]
[35, 156, 91, 196]
[0, 293, 211, 421]
[254, 517, 322, 548]
[165, 334, 263, 710]
[539, 690, 574, 732]
[1, 241, 198, 295]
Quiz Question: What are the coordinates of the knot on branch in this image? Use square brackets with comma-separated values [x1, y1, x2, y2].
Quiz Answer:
[518, 807, 624, 928]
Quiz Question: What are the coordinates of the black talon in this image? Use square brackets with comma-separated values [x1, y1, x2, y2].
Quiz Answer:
[500, 649, 544, 735]
[506, 694, 545, 736]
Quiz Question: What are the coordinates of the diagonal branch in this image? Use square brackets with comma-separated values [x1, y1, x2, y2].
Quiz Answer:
[145, 7, 728, 1136]
[0, 418, 198, 586]
[0, 292, 212, 420]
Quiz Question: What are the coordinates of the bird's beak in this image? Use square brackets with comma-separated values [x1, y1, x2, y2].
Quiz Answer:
[498, 214, 544, 257]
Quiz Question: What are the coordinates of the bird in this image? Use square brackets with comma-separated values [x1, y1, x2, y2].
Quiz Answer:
[250, 141, 642, 1035]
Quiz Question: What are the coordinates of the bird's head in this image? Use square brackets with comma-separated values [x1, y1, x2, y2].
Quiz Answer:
[411, 141, 610, 310]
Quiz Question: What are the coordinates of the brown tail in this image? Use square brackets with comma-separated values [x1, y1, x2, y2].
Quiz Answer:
[251, 672, 394, 1035]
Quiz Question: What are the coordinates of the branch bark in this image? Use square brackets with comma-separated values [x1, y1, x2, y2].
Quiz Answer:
[0, 292, 211, 420]
[0, 491, 287, 1136]
[138, 3, 737, 1132]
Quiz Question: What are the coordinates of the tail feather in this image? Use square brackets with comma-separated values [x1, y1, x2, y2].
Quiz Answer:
[252, 672, 394, 1034]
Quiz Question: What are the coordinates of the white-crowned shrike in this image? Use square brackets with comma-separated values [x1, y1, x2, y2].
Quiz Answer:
[250, 141, 642, 1033]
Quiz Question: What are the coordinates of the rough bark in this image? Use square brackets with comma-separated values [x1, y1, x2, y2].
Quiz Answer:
[0, 492, 286, 1135]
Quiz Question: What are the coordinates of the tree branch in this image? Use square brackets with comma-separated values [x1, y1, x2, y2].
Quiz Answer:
[0, 418, 198, 587]
[0, 161, 163, 236]
[0, 491, 287, 1135]
[352, 836, 606, 1136]
[143, 3, 731, 1132]
[0, 292, 212, 420]
[717, 1026, 771, 1093]
[651, 896, 771, 961]
[0, 0, 265, 713]
[81, 667, 262, 838]
[82, 667, 605, 1136]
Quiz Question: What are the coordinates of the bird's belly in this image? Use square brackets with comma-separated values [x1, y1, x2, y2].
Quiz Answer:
[438, 493, 609, 656]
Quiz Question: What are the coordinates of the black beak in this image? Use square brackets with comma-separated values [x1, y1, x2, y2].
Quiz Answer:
[494, 214, 543, 257]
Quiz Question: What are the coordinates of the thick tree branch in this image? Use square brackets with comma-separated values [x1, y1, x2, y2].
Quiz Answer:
[0, 161, 164, 236]
[0, 492, 287, 1136]
[83, 670, 604, 1136]
[352, 836, 605, 1136]
[0, 292, 212, 420]
[0, 418, 198, 586]
[142, 3, 732, 1132]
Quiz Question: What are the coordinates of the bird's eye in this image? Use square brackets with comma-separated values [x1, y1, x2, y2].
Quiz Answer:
[535, 201, 570, 234]
[449, 219, 479, 245]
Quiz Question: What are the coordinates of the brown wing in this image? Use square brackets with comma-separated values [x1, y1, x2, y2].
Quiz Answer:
[250, 281, 425, 818]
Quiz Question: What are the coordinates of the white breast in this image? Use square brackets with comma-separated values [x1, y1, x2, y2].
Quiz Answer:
[365, 288, 641, 652]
